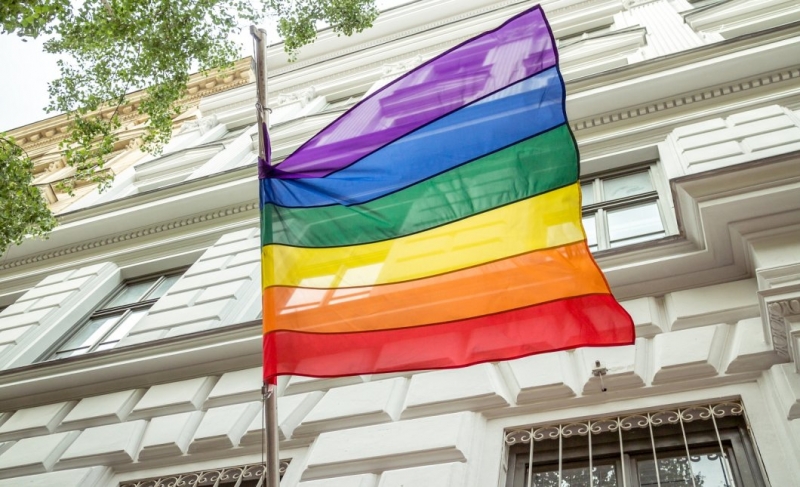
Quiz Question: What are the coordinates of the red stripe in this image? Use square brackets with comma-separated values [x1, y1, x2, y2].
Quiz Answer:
[263, 294, 634, 380]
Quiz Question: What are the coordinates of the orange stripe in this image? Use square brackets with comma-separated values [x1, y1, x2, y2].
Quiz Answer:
[263, 241, 607, 334]
[263, 294, 634, 380]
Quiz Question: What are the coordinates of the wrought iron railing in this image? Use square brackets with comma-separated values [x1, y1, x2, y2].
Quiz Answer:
[505, 402, 747, 487]
[120, 461, 290, 487]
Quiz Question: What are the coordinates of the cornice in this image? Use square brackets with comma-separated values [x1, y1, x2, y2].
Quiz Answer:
[567, 21, 800, 94]
[571, 66, 800, 132]
[6, 59, 253, 154]
[0, 161, 260, 281]
[684, 0, 799, 34]
[0, 201, 258, 272]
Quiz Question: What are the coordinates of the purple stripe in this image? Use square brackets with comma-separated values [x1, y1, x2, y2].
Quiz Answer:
[275, 6, 555, 179]
[258, 121, 272, 179]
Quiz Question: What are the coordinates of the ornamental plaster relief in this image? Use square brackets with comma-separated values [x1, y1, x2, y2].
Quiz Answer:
[273, 87, 317, 108]
[380, 55, 423, 78]
[767, 298, 800, 362]
[178, 114, 219, 135]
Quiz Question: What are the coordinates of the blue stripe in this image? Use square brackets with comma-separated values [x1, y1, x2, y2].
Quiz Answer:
[260, 66, 565, 209]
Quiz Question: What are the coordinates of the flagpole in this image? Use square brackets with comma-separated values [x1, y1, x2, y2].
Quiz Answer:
[251, 24, 281, 487]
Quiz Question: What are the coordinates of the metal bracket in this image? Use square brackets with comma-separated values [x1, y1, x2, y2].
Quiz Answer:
[592, 360, 608, 392]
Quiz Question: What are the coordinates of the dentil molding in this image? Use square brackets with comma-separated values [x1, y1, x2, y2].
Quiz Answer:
[0, 201, 259, 272]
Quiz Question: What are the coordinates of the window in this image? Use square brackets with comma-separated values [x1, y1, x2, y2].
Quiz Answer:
[120, 462, 289, 487]
[581, 165, 667, 251]
[321, 95, 361, 113]
[46, 269, 185, 360]
[557, 26, 614, 47]
[219, 124, 251, 143]
[505, 401, 766, 487]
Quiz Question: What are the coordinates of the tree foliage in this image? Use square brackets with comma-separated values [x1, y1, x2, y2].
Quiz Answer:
[0, 0, 378, 255]
[268, 0, 378, 58]
[0, 136, 57, 255]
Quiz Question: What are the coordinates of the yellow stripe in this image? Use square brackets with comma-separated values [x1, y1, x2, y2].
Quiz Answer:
[262, 183, 583, 289]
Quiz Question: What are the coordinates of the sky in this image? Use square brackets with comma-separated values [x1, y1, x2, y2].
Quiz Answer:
[0, 0, 412, 133]
[0, 34, 63, 132]
[0, 29, 261, 133]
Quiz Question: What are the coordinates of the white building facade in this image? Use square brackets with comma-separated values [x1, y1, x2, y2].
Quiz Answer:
[1, 0, 800, 485]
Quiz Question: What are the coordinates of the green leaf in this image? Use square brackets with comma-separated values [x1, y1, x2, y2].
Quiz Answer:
[1, 0, 379, 254]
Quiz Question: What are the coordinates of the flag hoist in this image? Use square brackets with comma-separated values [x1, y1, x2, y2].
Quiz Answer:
[250, 25, 280, 487]
[257, 5, 634, 484]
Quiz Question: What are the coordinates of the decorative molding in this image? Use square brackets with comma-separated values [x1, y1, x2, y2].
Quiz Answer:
[381, 55, 424, 77]
[179, 114, 219, 135]
[768, 298, 800, 361]
[119, 461, 290, 486]
[0, 201, 258, 271]
[684, 0, 800, 40]
[7, 61, 252, 153]
[274, 87, 317, 108]
[571, 66, 800, 131]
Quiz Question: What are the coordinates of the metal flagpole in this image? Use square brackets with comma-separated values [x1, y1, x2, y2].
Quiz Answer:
[250, 25, 280, 487]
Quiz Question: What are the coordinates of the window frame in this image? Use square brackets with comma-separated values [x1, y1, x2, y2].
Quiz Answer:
[581, 162, 671, 252]
[321, 94, 362, 113]
[43, 267, 187, 361]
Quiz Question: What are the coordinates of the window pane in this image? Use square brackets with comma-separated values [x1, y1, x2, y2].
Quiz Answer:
[58, 314, 121, 352]
[146, 274, 182, 300]
[603, 171, 653, 201]
[582, 214, 598, 251]
[638, 453, 735, 487]
[531, 464, 617, 486]
[105, 278, 159, 307]
[581, 183, 595, 206]
[101, 308, 149, 346]
[607, 202, 664, 246]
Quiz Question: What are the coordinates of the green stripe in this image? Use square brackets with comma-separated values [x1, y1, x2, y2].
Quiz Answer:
[262, 124, 578, 248]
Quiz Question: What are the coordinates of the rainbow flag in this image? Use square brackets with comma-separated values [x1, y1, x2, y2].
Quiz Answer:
[259, 5, 634, 382]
